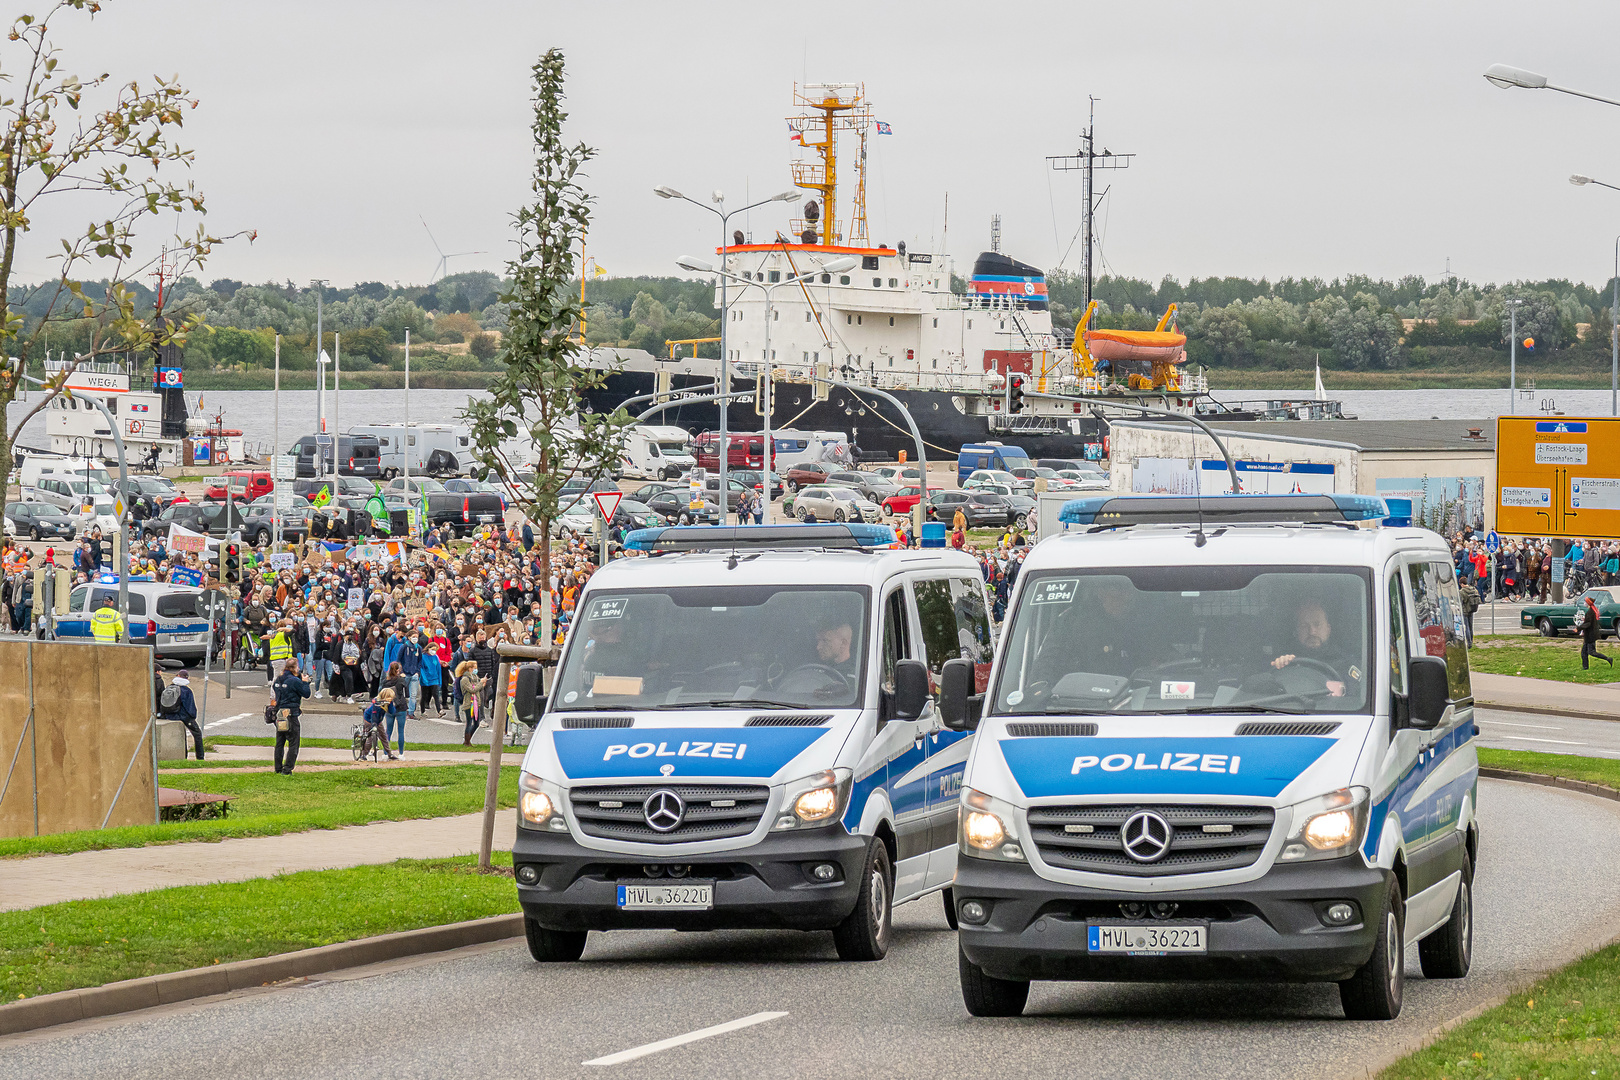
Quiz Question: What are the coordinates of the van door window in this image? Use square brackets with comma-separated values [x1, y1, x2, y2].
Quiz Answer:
[1387, 573, 1409, 701]
[880, 587, 912, 709]
[1408, 561, 1472, 702]
[68, 586, 88, 612]
[913, 577, 995, 695]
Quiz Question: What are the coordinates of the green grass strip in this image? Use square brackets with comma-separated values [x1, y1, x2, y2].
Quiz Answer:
[1468, 636, 1620, 685]
[1477, 748, 1620, 792]
[1, 855, 520, 1001]
[207, 735, 496, 753]
[0, 765, 520, 859]
[1378, 941, 1620, 1078]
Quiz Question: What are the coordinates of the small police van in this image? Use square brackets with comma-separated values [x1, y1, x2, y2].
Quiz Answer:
[938, 495, 1478, 1020]
[55, 578, 216, 661]
[512, 523, 994, 962]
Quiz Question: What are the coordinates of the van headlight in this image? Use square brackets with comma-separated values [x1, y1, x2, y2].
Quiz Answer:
[519, 771, 569, 832]
[959, 787, 1026, 861]
[1279, 787, 1369, 862]
[775, 768, 853, 830]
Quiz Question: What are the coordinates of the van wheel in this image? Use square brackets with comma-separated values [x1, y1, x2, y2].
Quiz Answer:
[959, 942, 1029, 1016]
[943, 886, 959, 930]
[1537, 617, 1556, 637]
[524, 917, 587, 962]
[1419, 859, 1473, 979]
[832, 838, 892, 961]
[1339, 877, 1404, 1020]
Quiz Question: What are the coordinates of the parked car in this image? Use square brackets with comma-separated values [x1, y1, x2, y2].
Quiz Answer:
[638, 487, 721, 524]
[1055, 468, 1110, 491]
[926, 490, 1010, 529]
[973, 483, 1037, 522]
[6, 500, 78, 541]
[550, 495, 599, 538]
[293, 475, 375, 502]
[880, 485, 945, 517]
[870, 465, 923, 486]
[112, 475, 178, 509]
[204, 469, 273, 503]
[730, 468, 784, 500]
[287, 433, 383, 479]
[384, 475, 504, 536]
[141, 500, 248, 540]
[443, 477, 510, 510]
[612, 498, 664, 530]
[782, 461, 832, 493]
[559, 475, 622, 498]
[966, 468, 1032, 493]
[793, 485, 883, 524]
[241, 494, 313, 546]
[28, 476, 107, 512]
[827, 470, 900, 501]
[1521, 588, 1620, 637]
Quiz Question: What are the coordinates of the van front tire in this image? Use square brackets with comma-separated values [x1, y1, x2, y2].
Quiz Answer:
[1419, 861, 1473, 979]
[832, 837, 892, 961]
[959, 943, 1030, 1016]
[1339, 877, 1404, 1020]
[524, 917, 587, 962]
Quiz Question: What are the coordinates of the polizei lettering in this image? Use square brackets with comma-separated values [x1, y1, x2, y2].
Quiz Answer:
[1071, 751, 1241, 775]
[603, 740, 748, 762]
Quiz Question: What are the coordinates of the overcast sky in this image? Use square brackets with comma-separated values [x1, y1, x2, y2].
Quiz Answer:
[25, 0, 1620, 292]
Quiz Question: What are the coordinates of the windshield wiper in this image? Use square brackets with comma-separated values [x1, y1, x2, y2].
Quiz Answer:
[658, 699, 816, 711]
[1178, 705, 1311, 716]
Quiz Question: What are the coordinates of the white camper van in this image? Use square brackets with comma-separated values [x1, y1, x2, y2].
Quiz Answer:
[620, 425, 696, 480]
[771, 429, 851, 473]
[348, 424, 471, 478]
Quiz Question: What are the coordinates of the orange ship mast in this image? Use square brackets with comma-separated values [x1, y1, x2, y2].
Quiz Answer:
[787, 83, 872, 248]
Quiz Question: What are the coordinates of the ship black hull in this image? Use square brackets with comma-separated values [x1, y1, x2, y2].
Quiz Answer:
[579, 370, 1107, 461]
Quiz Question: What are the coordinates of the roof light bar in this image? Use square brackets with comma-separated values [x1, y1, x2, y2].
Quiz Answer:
[1057, 494, 1391, 527]
[623, 522, 899, 552]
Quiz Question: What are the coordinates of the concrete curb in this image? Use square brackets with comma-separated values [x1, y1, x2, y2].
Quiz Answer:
[0, 912, 523, 1037]
[1476, 699, 1620, 724]
[1479, 766, 1620, 802]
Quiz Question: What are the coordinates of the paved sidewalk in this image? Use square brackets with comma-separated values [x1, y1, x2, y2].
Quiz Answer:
[1472, 671, 1620, 720]
[1, 809, 518, 914]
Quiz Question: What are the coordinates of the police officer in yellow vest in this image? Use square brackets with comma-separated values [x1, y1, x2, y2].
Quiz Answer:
[267, 621, 293, 680]
[91, 596, 125, 644]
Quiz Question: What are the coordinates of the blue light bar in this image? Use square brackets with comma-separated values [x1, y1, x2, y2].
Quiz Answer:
[624, 522, 899, 552]
[1057, 494, 1392, 527]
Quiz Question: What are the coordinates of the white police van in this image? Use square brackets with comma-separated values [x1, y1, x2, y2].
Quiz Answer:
[939, 494, 1478, 1020]
[512, 523, 994, 962]
[55, 578, 217, 661]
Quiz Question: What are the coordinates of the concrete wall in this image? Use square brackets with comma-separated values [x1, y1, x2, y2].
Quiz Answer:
[0, 639, 157, 839]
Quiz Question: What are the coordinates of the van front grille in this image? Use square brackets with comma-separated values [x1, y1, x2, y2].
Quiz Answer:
[560, 716, 634, 729]
[1233, 721, 1340, 737]
[570, 784, 771, 844]
[1004, 721, 1099, 738]
[1027, 803, 1275, 878]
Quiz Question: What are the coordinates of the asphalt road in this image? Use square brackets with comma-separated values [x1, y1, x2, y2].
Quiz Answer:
[5, 778, 1619, 1080]
[1476, 706, 1620, 759]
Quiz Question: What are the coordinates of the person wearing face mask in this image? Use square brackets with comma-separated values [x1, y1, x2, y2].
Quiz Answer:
[469, 629, 498, 720]
[418, 632, 445, 717]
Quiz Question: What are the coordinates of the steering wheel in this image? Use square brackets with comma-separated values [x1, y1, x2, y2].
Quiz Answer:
[775, 663, 850, 695]
[1273, 656, 1343, 683]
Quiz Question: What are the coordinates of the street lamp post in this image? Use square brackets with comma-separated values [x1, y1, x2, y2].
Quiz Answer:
[1484, 64, 1620, 108]
[676, 254, 859, 525]
[654, 186, 799, 501]
[1568, 174, 1620, 416]
[1505, 298, 1523, 416]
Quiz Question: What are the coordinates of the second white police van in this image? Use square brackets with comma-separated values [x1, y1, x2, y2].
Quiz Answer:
[512, 523, 994, 962]
[939, 494, 1478, 1020]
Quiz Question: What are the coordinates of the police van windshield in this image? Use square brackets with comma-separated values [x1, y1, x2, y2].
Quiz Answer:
[993, 567, 1373, 716]
[551, 585, 869, 711]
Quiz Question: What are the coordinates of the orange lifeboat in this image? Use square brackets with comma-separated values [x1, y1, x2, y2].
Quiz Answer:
[1082, 328, 1188, 363]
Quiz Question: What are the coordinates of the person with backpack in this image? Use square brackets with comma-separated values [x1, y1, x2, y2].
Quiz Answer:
[456, 659, 483, 745]
[1459, 579, 1481, 645]
[1577, 596, 1613, 670]
[158, 672, 203, 760]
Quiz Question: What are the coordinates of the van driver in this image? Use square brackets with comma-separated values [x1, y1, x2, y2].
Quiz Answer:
[1271, 599, 1362, 698]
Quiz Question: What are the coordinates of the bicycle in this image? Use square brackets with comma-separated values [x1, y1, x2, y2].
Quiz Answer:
[351, 706, 385, 762]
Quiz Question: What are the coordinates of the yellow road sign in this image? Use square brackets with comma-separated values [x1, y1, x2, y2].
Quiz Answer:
[1496, 416, 1620, 539]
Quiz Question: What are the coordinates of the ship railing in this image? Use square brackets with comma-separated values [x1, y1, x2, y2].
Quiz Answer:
[44, 357, 128, 377]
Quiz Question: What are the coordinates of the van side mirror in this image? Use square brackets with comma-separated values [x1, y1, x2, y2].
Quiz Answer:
[513, 664, 546, 725]
[939, 657, 976, 731]
[1407, 655, 1448, 729]
[892, 659, 929, 720]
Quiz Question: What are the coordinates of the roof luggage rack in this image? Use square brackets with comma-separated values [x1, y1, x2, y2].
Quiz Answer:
[623, 522, 899, 553]
[1057, 494, 1390, 529]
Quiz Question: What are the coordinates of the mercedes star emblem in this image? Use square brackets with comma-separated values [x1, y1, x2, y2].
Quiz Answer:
[1121, 810, 1173, 862]
[643, 788, 686, 832]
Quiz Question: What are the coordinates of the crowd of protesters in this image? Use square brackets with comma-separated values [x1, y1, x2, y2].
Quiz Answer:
[1450, 532, 1620, 602]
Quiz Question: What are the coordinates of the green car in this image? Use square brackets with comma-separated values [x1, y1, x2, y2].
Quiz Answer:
[1520, 588, 1620, 637]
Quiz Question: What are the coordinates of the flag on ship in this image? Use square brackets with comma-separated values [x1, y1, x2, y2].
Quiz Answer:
[876, 121, 892, 135]
[787, 121, 801, 142]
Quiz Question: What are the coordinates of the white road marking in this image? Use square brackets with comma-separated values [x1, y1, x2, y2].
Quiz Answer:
[1478, 719, 1563, 731]
[1499, 736, 1588, 746]
[583, 1011, 788, 1067]
[204, 713, 253, 729]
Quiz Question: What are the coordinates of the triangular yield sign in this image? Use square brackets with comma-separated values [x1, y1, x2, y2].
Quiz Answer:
[592, 490, 624, 520]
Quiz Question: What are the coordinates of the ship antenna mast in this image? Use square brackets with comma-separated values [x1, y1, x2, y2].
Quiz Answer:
[788, 83, 871, 247]
[1048, 97, 1133, 311]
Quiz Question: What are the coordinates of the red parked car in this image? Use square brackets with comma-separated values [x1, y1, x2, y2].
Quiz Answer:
[692, 432, 769, 471]
[882, 485, 944, 516]
[204, 469, 273, 503]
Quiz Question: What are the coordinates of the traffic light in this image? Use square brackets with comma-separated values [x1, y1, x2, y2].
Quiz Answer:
[224, 542, 241, 586]
[1008, 374, 1026, 414]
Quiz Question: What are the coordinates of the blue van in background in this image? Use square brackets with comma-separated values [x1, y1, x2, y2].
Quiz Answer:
[958, 443, 1032, 486]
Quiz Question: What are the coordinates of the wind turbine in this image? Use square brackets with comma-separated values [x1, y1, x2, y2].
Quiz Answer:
[420, 216, 486, 283]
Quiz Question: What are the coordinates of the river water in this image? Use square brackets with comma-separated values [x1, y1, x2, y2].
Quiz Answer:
[8, 385, 1618, 457]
